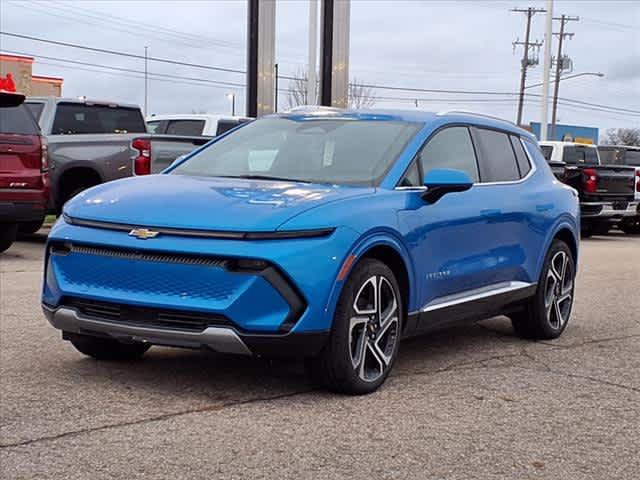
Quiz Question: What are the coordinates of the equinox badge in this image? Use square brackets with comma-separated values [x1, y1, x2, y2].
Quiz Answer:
[129, 228, 160, 240]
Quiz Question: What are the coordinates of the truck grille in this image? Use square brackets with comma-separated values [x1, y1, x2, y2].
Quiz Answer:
[65, 297, 234, 332]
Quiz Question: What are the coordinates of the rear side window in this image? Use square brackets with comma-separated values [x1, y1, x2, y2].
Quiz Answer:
[165, 119, 205, 136]
[216, 119, 248, 136]
[51, 103, 146, 134]
[472, 128, 520, 182]
[146, 120, 162, 134]
[563, 145, 598, 165]
[418, 126, 479, 182]
[540, 145, 553, 161]
[510, 136, 531, 177]
[25, 102, 45, 122]
[0, 104, 40, 135]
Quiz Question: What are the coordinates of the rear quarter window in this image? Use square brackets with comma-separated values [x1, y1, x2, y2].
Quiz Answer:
[51, 103, 147, 134]
[25, 102, 45, 123]
[0, 104, 40, 135]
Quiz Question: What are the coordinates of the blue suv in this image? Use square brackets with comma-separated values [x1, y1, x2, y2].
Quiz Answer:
[42, 108, 580, 394]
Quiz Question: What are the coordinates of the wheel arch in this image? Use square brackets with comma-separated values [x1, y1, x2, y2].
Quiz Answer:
[535, 219, 579, 280]
[325, 230, 416, 331]
[55, 165, 103, 211]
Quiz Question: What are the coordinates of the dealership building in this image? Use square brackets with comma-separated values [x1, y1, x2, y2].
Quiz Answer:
[0, 53, 63, 96]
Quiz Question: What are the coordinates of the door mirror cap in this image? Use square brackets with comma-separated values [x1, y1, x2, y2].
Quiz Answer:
[422, 168, 473, 204]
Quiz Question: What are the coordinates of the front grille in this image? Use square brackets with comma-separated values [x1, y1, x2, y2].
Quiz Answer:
[65, 297, 234, 332]
[58, 244, 230, 269]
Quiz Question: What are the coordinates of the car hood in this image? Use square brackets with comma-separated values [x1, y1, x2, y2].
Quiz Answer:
[64, 174, 374, 232]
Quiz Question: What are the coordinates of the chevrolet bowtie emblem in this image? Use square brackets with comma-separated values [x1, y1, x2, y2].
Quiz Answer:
[129, 228, 160, 240]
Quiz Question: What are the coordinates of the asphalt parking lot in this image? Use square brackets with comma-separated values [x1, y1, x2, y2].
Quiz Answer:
[1, 232, 638, 480]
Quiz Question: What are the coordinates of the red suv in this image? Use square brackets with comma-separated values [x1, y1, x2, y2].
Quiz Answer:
[0, 89, 49, 253]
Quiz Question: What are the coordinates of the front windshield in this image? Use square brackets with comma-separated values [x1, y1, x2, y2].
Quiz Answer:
[171, 117, 421, 186]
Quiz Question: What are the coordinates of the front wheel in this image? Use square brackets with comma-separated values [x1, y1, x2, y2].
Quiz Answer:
[511, 240, 575, 340]
[66, 332, 151, 361]
[308, 258, 402, 395]
[0, 224, 18, 253]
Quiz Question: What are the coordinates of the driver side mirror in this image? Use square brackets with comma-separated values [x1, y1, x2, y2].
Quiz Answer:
[422, 168, 473, 204]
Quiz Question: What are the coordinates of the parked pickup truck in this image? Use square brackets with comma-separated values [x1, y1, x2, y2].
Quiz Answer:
[597, 144, 640, 234]
[24, 97, 209, 215]
[146, 113, 251, 137]
[539, 141, 638, 237]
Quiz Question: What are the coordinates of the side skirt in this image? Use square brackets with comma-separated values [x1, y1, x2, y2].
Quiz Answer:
[403, 282, 537, 338]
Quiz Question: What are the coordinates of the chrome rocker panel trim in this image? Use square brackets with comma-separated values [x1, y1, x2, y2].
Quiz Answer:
[42, 304, 252, 356]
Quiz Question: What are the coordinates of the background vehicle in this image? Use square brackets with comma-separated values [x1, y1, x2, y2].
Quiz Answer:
[597, 145, 640, 233]
[43, 109, 579, 394]
[25, 97, 214, 212]
[0, 88, 49, 252]
[540, 141, 637, 236]
[146, 113, 251, 137]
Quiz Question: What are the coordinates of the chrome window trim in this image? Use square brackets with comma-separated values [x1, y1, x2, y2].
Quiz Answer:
[410, 280, 536, 315]
[394, 186, 428, 191]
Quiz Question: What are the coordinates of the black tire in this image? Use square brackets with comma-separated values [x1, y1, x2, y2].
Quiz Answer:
[620, 218, 640, 234]
[18, 218, 45, 234]
[0, 224, 18, 253]
[67, 332, 151, 361]
[511, 239, 575, 340]
[308, 258, 402, 395]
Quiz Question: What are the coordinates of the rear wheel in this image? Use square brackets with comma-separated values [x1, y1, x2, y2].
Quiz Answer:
[511, 240, 575, 340]
[66, 332, 151, 361]
[18, 218, 45, 234]
[0, 224, 18, 253]
[308, 258, 402, 395]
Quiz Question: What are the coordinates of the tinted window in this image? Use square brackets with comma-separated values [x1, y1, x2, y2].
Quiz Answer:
[540, 145, 553, 161]
[172, 118, 421, 186]
[51, 103, 146, 134]
[624, 150, 640, 166]
[473, 128, 519, 182]
[146, 120, 161, 134]
[510, 136, 531, 177]
[216, 118, 249, 136]
[563, 145, 598, 165]
[418, 126, 479, 182]
[398, 161, 421, 187]
[165, 119, 205, 136]
[25, 102, 45, 122]
[0, 104, 40, 135]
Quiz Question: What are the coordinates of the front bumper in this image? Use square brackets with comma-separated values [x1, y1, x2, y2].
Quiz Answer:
[580, 201, 639, 220]
[43, 304, 328, 357]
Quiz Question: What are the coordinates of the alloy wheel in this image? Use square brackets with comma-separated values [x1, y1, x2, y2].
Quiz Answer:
[349, 275, 400, 382]
[544, 251, 574, 330]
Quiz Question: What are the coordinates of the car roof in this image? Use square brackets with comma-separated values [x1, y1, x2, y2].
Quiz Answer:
[273, 106, 535, 141]
[27, 96, 141, 109]
[539, 141, 597, 148]
[598, 144, 640, 151]
[146, 114, 249, 122]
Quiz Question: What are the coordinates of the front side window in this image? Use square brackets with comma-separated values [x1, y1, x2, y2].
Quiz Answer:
[51, 103, 147, 135]
[171, 117, 421, 186]
[472, 128, 520, 182]
[624, 149, 640, 166]
[418, 126, 479, 182]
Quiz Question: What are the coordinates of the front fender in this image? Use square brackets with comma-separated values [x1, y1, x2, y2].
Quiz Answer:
[324, 228, 416, 321]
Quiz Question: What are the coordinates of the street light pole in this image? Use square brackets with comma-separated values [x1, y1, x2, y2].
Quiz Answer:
[540, 0, 553, 141]
[227, 92, 236, 116]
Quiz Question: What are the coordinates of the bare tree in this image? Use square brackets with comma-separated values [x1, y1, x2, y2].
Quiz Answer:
[285, 69, 376, 109]
[602, 128, 640, 146]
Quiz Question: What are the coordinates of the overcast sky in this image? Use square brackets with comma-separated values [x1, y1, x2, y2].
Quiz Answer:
[1, 0, 638, 132]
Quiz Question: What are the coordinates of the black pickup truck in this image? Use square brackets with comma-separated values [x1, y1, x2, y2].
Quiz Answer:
[539, 141, 638, 237]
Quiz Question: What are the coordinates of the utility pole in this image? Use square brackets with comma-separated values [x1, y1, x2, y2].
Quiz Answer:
[144, 46, 148, 116]
[550, 14, 578, 139]
[308, 0, 318, 105]
[512, 7, 545, 126]
[274, 63, 278, 112]
[540, 0, 553, 141]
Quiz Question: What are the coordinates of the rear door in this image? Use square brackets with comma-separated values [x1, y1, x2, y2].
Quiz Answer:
[0, 104, 43, 189]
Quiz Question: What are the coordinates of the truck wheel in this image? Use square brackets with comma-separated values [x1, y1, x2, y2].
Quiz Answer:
[511, 239, 575, 340]
[18, 218, 45, 234]
[66, 332, 151, 361]
[620, 218, 640, 234]
[0, 224, 18, 253]
[307, 258, 402, 395]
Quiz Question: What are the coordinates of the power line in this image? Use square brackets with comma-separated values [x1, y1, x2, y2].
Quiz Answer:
[3, 31, 638, 116]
